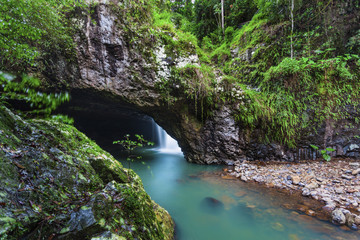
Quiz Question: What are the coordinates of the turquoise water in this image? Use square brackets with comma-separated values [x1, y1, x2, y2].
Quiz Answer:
[67, 109, 359, 239]
[114, 149, 359, 240]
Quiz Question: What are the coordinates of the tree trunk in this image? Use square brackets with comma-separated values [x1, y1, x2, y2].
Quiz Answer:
[221, 0, 225, 35]
[290, 0, 294, 58]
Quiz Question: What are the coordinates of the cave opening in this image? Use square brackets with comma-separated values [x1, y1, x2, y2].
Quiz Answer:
[58, 91, 182, 158]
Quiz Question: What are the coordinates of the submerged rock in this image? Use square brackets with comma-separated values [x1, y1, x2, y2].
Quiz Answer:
[200, 197, 225, 214]
[0, 106, 174, 239]
[271, 222, 285, 232]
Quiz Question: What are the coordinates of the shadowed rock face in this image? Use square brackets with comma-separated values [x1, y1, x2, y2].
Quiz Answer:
[48, 2, 360, 164]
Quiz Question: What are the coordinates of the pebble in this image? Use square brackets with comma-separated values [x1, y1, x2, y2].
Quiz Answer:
[349, 162, 360, 167]
[323, 204, 336, 212]
[332, 208, 346, 225]
[240, 175, 248, 182]
[305, 181, 318, 189]
[355, 216, 360, 225]
[302, 188, 311, 196]
[335, 187, 345, 194]
[288, 234, 300, 240]
[341, 175, 353, 180]
[291, 175, 301, 185]
[306, 209, 316, 216]
[234, 191, 247, 197]
[227, 159, 360, 229]
[352, 169, 360, 175]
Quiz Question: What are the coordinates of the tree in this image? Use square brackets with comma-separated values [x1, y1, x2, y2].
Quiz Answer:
[171, 0, 194, 20]
[221, 0, 225, 35]
[113, 134, 154, 169]
[193, 0, 256, 42]
[0, 0, 86, 73]
[290, 0, 294, 59]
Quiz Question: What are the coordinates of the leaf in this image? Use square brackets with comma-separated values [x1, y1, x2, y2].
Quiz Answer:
[323, 154, 331, 161]
[310, 144, 319, 150]
[326, 147, 335, 152]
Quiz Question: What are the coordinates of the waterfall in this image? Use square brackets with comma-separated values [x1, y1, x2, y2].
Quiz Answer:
[152, 120, 182, 153]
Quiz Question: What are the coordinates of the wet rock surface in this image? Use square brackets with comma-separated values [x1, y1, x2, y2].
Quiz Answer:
[225, 159, 360, 230]
[0, 106, 174, 239]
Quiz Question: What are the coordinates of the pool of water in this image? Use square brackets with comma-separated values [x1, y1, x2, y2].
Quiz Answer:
[113, 149, 359, 240]
[65, 109, 358, 240]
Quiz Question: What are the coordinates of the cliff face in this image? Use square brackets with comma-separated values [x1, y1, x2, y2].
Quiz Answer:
[47, 1, 360, 164]
[0, 106, 174, 239]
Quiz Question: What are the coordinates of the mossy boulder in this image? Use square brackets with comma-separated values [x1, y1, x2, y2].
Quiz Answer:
[0, 106, 174, 240]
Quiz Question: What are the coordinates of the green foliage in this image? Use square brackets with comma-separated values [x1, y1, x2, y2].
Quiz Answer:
[170, 0, 194, 20]
[235, 55, 360, 146]
[193, 0, 257, 42]
[49, 114, 74, 125]
[0, 71, 70, 115]
[0, 0, 86, 72]
[347, 29, 360, 55]
[230, 12, 268, 50]
[157, 0, 360, 149]
[225, 26, 235, 43]
[173, 64, 216, 121]
[310, 144, 335, 161]
[113, 134, 154, 169]
[254, 0, 303, 23]
[201, 36, 215, 52]
[210, 42, 231, 64]
[153, 10, 199, 58]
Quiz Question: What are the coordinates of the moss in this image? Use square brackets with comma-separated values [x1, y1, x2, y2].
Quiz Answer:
[89, 156, 129, 184]
[0, 106, 23, 148]
[153, 10, 199, 58]
[230, 13, 268, 50]
[210, 42, 231, 64]
[0, 106, 174, 239]
[92, 181, 174, 240]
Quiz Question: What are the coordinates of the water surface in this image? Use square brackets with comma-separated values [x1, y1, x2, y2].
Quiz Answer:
[113, 149, 358, 240]
[66, 110, 358, 240]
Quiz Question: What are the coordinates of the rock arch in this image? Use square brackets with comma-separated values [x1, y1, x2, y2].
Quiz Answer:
[48, 2, 360, 164]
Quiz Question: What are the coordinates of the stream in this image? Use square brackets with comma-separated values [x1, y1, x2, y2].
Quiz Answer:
[68, 110, 359, 240]
[113, 125, 359, 240]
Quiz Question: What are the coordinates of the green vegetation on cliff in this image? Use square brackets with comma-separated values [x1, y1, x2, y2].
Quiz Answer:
[151, 0, 360, 147]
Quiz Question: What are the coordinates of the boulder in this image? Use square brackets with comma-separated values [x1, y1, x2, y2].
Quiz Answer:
[0, 106, 174, 239]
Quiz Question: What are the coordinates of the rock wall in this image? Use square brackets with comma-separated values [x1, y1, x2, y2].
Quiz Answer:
[0, 106, 174, 239]
[47, 1, 360, 165]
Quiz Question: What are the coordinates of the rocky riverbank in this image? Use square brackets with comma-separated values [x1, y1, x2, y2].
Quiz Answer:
[224, 159, 360, 230]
